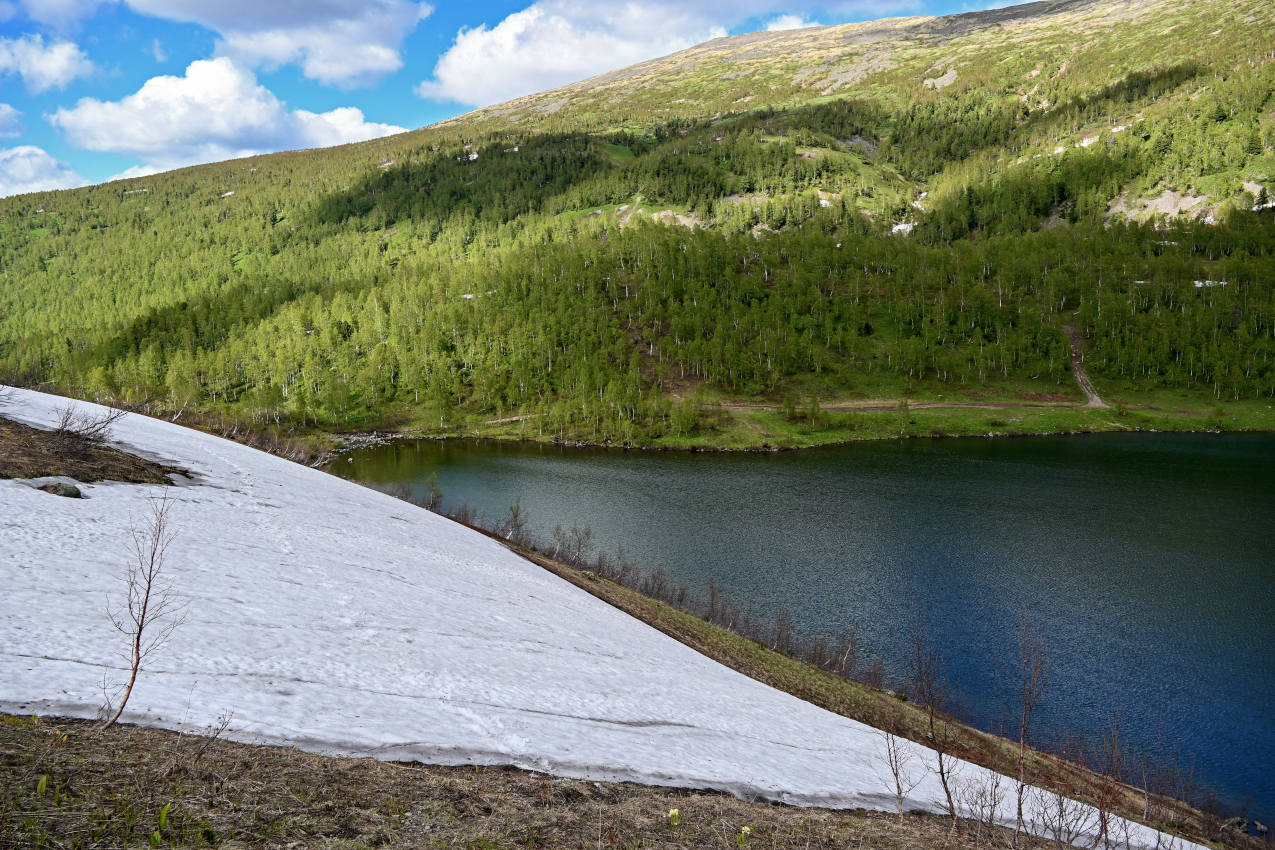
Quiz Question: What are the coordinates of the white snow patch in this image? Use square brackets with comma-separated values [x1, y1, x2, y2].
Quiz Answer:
[891, 222, 914, 235]
[0, 387, 1198, 850]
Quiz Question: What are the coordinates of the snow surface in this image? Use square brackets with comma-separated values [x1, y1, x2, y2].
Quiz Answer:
[0, 387, 1194, 848]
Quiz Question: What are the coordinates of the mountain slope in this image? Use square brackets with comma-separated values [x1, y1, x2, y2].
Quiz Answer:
[0, 0, 1272, 446]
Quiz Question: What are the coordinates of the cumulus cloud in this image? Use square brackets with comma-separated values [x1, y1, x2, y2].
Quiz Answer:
[125, 0, 432, 87]
[50, 57, 407, 170]
[14, 0, 106, 28]
[0, 104, 21, 138]
[106, 163, 161, 181]
[765, 13, 818, 30]
[417, 0, 922, 107]
[0, 144, 87, 197]
[0, 34, 94, 92]
[12, 0, 428, 86]
[416, 1, 726, 106]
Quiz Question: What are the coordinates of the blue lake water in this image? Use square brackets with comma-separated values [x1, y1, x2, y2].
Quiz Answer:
[336, 432, 1275, 821]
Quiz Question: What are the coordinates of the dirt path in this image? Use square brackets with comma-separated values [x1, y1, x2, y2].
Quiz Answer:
[1062, 324, 1109, 408]
[705, 398, 1069, 413]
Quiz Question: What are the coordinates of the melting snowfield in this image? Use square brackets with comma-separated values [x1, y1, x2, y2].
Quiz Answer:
[0, 387, 1191, 848]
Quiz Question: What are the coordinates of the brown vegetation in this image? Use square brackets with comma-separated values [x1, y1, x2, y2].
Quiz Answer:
[0, 413, 183, 484]
[2, 714, 1065, 850]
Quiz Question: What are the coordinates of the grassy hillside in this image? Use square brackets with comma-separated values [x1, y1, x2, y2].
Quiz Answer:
[1, 0, 1273, 447]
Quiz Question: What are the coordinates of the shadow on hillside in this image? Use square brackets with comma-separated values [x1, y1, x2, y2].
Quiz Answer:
[310, 132, 633, 231]
[83, 276, 373, 368]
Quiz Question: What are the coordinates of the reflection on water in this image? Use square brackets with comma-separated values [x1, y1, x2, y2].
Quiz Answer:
[336, 432, 1275, 819]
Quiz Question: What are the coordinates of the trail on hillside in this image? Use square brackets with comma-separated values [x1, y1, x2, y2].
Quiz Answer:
[1063, 324, 1110, 408]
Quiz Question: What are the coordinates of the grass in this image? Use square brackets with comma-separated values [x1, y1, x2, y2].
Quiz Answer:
[1, 714, 1064, 850]
[0, 415, 185, 484]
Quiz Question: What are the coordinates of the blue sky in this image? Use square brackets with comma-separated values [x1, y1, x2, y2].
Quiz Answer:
[0, 0, 1006, 196]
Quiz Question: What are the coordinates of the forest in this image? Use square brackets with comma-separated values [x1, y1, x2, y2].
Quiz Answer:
[1, 0, 1272, 446]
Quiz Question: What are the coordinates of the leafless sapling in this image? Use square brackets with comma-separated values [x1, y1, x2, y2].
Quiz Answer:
[1004, 618, 1051, 847]
[101, 491, 186, 729]
[1030, 784, 1098, 847]
[956, 770, 1008, 848]
[909, 617, 961, 834]
[878, 702, 924, 824]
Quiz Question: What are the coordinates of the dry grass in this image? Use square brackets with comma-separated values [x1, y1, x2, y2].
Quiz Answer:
[0, 415, 184, 484]
[2, 714, 1063, 850]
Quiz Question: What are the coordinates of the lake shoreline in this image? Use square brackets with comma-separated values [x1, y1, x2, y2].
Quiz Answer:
[336, 429, 1275, 824]
[321, 412, 1270, 462]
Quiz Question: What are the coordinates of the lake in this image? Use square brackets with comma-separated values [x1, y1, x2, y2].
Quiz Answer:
[334, 432, 1275, 821]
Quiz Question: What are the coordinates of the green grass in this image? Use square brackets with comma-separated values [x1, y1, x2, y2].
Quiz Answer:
[595, 140, 637, 164]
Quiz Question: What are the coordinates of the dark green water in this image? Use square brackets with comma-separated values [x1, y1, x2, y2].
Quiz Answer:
[335, 432, 1275, 819]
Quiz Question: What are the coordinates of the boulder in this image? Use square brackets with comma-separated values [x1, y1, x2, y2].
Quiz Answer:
[38, 482, 82, 498]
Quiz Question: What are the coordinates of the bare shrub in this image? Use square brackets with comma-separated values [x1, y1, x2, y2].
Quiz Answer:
[908, 617, 960, 834]
[449, 502, 477, 526]
[54, 404, 126, 449]
[551, 522, 594, 566]
[1004, 618, 1051, 846]
[101, 491, 186, 729]
[1030, 785, 1098, 847]
[1089, 718, 1129, 850]
[957, 771, 1008, 847]
[495, 497, 530, 546]
[861, 657, 887, 690]
[878, 703, 924, 824]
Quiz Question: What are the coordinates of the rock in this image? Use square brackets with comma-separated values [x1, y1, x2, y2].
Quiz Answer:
[38, 482, 82, 498]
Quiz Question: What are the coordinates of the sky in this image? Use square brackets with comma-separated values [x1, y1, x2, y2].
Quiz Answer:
[0, 0, 1009, 197]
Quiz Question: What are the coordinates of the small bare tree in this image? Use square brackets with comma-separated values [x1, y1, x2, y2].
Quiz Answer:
[878, 703, 924, 823]
[496, 497, 530, 546]
[101, 491, 186, 729]
[1005, 618, 1051, 847]
[956, 771, 1008, 847]
[551, 522, 594, 565]
[909, 617, 960, 834]
[1031, 785, 1098, 847]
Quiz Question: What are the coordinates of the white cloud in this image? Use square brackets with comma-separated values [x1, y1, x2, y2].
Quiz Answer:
[416, 1, 727, 107]
[124, 0, 432, 87]
[15, 0, 106, 28]
[0, 104, 21, 138]
[149, 37, 166, 62]
[416, 0, 924, 107]
[0, 144, 87, 197]
[765, 13, 817, 30]
[13, 0, 429, 85]
[106, 163, 160, 181]
[0, 34, 94, 93]
[50, 57, 406, 171]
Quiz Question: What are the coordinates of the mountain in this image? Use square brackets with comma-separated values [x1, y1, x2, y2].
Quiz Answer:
[1, 0, 1272, 447]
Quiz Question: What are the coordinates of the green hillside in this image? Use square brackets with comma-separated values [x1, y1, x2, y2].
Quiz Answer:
[2, 0, 1273, 447]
